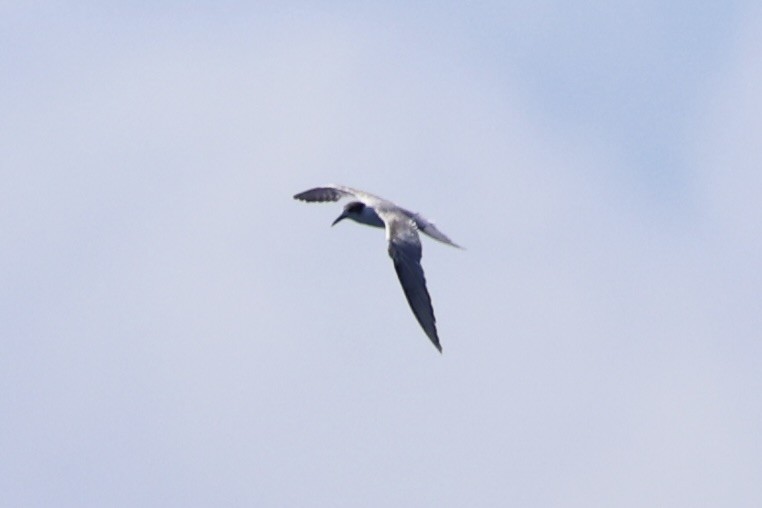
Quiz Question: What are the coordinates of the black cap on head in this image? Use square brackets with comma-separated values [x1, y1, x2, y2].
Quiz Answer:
[344, 201, 365, 213]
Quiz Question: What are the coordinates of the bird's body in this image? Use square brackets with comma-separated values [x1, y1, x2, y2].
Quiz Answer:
[293, 184, 461, 352]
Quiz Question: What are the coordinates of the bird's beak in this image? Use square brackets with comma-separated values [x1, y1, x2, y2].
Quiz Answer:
[331, 212, 347, 226]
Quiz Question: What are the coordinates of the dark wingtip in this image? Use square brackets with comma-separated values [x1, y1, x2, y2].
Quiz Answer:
[430, 334, 443, 353]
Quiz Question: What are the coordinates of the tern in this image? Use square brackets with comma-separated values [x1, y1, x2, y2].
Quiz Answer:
[293, 185, 461, 352]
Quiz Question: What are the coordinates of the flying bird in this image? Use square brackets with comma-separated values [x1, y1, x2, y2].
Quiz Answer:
[293, 184, 461, 352]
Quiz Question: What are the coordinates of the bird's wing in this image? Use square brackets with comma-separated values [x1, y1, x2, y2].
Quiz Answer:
[293, 186, 354, 203]
[294, 186, 461, 248]
[402, 210, 463, 249]
[293, 185, 390, 207]
[380, 211, 441, 352]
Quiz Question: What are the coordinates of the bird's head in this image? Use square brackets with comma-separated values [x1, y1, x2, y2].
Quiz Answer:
[332, 201, 365, 226]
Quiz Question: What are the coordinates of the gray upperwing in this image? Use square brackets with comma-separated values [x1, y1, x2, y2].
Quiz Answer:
[293, 184, 392, 208]
[384, 214, 442, 352]
[293, 186, 354, 203]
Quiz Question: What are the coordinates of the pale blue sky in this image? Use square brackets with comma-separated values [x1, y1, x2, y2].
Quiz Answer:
[2, 2, 761, 506]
